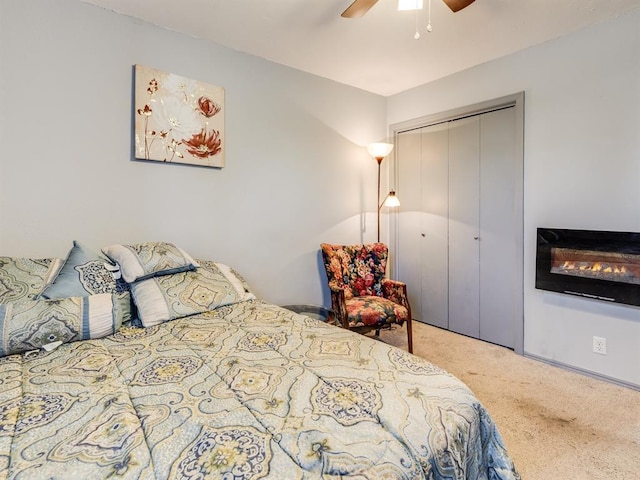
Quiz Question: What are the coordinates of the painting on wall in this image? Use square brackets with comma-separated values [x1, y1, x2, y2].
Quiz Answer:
[134, 65, 225, 168]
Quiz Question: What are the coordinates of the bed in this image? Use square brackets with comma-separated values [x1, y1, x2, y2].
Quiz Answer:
[0, 241, 520, 479]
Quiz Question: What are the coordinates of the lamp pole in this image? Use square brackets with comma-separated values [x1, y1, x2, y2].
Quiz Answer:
[367, 143, 395, 243]
[376, 156, 383, 242]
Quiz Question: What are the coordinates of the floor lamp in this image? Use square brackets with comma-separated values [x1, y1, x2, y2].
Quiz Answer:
[367, 142, 401, 242]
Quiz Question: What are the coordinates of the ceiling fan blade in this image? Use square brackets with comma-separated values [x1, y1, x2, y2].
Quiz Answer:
[341, 0, 379, 18]
[442, 0, 475, 12]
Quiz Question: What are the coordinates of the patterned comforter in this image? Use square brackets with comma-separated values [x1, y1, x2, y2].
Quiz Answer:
[0, 300, 519, 479]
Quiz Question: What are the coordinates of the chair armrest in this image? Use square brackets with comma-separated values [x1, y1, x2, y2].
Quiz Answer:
[382, 279, 412, 314]
[328, 285, 349, 329]
[383, 279, 414, 353]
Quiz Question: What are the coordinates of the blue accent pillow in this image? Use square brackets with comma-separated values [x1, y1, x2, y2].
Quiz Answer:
[40, 242, 121, 296]
[40, 241, 134, 323]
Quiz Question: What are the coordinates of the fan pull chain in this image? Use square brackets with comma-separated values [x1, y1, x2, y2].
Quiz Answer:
[414, 0, 432, 40]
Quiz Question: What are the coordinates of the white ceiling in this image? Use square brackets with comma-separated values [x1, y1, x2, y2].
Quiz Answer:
[82, 0, 640, 96]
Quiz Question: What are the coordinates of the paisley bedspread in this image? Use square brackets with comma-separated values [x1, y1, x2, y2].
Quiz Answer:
[0, 300, 519, 479]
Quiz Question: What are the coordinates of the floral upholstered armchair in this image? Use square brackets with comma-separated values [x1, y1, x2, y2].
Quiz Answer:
[320, 243, 413, 353]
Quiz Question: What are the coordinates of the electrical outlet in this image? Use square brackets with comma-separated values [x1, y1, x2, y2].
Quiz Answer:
[593, 336, 607, 355]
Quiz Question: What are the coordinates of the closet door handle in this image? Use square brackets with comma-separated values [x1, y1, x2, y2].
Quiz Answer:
[421, 233, 426, 237]
[474, 236, 479, 240]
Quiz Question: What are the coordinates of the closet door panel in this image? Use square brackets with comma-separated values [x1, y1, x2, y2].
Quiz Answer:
[420, 123, 449, 328]
[448, 116, 480, 338]
[479, 107, 519, 348]
[396, 129, 423, 319]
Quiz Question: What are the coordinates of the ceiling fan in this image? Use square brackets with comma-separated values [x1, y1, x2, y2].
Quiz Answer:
[342, 0, 475, 18]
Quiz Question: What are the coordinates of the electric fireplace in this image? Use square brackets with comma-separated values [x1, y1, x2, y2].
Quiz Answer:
[536, 228, 640, 307]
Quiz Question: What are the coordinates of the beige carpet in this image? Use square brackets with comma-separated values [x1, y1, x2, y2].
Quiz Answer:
[377, 321, 640, 480]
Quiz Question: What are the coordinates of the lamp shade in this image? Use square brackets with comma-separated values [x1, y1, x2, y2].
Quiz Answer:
[367, 142, 394, 159]
[383, 191, 401, 207]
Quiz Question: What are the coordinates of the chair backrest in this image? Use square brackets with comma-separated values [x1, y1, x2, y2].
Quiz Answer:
[320, 243, 388, 299]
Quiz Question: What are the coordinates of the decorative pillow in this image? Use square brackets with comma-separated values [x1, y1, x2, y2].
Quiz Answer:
[0, 293, 123, 357]
[131, 260, 255, 327]
[102, 242, 199, 283]
[214, 262, 255, 299]
[41, 241, 125, 297]
[40, 241, 134, 324]
[0, 256, 64, 304]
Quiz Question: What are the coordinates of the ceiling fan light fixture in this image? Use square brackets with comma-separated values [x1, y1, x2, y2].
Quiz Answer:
[398, 0, 424, 11]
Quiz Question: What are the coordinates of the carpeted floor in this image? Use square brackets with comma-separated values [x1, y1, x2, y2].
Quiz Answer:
[378, 321, 640, 480]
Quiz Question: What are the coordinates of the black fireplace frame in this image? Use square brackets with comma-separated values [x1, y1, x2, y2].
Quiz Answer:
[535, 228, 640, 307]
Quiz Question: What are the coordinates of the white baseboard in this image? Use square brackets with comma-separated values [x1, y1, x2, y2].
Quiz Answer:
[524, 352, 640, 392]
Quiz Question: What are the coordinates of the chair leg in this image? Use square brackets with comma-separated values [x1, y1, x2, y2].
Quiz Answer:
[406, 317, 413, 354]
[375, 329, 380, 337]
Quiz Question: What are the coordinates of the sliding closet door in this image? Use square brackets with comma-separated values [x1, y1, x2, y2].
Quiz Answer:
[447, 116, 481, 338]
[396, 123, 449, 328]
[394, 95, 523, 352]
[420, 123, 449, 329]
[479, 107, 519, 347]
[396, 128, 422, 317]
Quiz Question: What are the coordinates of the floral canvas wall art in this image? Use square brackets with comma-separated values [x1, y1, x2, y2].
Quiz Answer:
[134, 65, 225, 168]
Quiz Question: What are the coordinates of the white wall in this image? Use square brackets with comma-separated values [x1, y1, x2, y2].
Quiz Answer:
[0, 0, 389, 307]
[388, 9, 640, 387]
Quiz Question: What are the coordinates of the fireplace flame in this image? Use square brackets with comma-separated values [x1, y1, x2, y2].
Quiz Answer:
[560, 261, 628, 276]
[551, 247, 640, 286]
